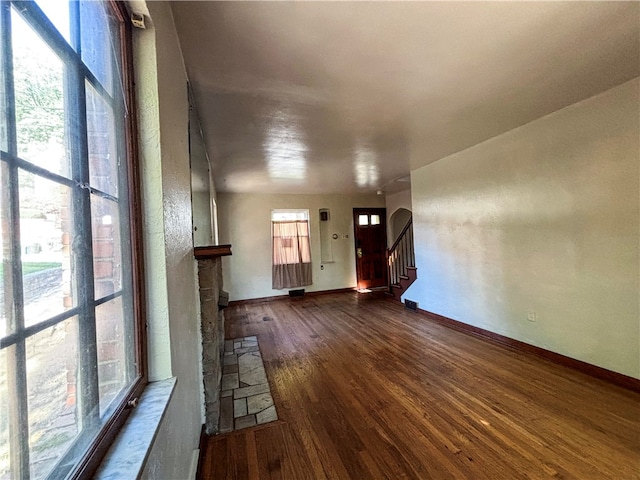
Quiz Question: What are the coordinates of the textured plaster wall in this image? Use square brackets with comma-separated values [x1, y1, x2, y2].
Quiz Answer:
[218, 193, 384, 301]
[131, 4, 171, 382]
[404, 78, 639, 378]
[133, 2, 203, 478]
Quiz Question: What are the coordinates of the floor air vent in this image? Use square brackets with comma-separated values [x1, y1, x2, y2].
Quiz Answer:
[405, 299, 418, 311]
[289, 289, 305, 297]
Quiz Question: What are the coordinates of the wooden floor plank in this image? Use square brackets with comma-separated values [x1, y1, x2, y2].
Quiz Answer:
[199, 292, 640, 479]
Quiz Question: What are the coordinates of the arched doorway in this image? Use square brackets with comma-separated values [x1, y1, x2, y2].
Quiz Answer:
[390, 208, 412, 245]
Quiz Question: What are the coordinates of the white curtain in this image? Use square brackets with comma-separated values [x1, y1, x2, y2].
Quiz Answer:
[272, 220, 312, 289]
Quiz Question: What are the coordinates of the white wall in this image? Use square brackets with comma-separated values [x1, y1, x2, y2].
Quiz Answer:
[133, 2, 203, 478]
[404, 78, 639, 378]
[218, 193, 385, 300]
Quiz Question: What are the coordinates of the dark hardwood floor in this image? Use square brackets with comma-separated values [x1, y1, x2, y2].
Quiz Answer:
[199, 292, 640, 479]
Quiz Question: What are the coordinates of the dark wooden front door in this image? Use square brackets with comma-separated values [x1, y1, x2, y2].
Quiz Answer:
[353, 208, 387, 289]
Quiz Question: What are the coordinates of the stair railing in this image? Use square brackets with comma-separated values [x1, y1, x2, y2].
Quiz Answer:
[386, 217, 414, 292]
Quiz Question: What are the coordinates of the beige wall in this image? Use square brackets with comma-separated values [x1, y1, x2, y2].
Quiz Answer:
[133, 2, 203, 478]
[218, 193, 385, 300]
[405, 78, 639, 378]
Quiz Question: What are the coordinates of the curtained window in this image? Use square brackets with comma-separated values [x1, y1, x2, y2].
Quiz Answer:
[272, 210, 312, 289]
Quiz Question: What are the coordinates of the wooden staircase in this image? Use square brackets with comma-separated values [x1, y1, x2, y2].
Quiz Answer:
[386, 217, 417, 301]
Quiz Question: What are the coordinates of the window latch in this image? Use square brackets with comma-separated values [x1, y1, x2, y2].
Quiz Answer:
[127, 397, 140, 409]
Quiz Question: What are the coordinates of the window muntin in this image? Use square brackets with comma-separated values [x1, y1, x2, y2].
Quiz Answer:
[0, 1, 144, 478]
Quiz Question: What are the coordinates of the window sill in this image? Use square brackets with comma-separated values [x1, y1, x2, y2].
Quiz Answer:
[94, 377, 177, 479]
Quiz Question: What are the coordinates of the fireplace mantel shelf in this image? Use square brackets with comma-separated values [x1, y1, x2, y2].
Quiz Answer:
[194, 244, 232, 259]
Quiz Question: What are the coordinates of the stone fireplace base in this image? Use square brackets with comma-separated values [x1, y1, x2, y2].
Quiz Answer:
[195, 245, 232, 434]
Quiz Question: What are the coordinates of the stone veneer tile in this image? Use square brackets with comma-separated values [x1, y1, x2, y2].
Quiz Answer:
[202, 341, 220, 364]
[235, 415, 257, 430]
[235, 346, 260, 354]
[223, 364, 239, 374]
[247, 393, 274, 415]
[204, 379, 221, 403]
[233, 383, 270, 399]
[219, 396, 234, 433]
[238, 352, 268, 386]
[198, 257, 225, 434]
[238, 351, 262, 364]
[218, 336, 279, 433]
[223, 354, 238, 366]
[256, 405, 278, 425]
[240, 369, 267, 387]
[221, 373, 239, 391]
[234, 398, 247, 418]
[205, 402, 220, 429]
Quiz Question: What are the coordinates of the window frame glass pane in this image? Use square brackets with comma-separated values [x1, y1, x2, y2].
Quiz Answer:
[0, 1, 146, 478]
[12, 8, 68, 177]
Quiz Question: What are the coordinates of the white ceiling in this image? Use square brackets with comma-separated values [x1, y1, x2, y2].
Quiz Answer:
[171, 1, 639, 195]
